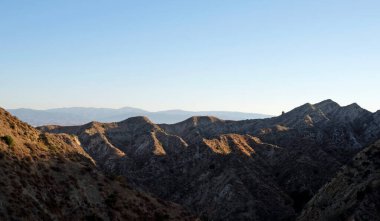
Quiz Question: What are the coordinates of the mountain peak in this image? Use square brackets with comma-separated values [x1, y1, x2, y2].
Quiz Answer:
[119, 116, 153, 124]
[117, 116, 163, 132]
[284, 103, 316, 116]
[344, 102, 361, 109]
[314, 99, 341, 115]
[339, 102, 370, 116]
[298, 102, 316, 110]
[185, 116, 224, 126]
[276, 102, 330, 127]
[314, 99, 340, 107]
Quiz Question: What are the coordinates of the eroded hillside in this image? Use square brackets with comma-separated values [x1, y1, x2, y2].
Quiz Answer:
[0, 108, 196, 221]
[298, 140, 380, 221]
[39, 100, 380, 221]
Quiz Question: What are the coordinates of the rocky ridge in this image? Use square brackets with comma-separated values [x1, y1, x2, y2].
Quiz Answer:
[39, 100, 380, 220]
[0, 108, 196, 221]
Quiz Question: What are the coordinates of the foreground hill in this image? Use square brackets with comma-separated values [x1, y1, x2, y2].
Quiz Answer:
[298, 140, 380, 221]
[9, 107, 271, 126]
[40, 100, 380, 220]
[0, 108, 196, 220]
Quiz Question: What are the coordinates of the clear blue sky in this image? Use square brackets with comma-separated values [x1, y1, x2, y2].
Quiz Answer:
[1, 0, 379, 115]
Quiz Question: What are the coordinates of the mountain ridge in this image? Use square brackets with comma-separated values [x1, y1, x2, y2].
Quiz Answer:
[0, 108, 197, 220]
[8, 107, 272, 126]
[40, 99, 380, 220]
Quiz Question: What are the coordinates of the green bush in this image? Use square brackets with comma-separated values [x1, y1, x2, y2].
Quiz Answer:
[1, 135, 14, 147]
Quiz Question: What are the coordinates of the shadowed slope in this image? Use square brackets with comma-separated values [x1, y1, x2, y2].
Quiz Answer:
[298, 140, 380, 221]
[40, 100, 380, 221]
[40, 118, 295, 221]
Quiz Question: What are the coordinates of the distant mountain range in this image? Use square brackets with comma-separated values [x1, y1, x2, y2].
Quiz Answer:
[8, 107, 272, 126]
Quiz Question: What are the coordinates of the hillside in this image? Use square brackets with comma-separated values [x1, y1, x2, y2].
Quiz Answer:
[0, 108, 196, 221]
[298, 140, 380, 221]
[40, 100, 380, 220]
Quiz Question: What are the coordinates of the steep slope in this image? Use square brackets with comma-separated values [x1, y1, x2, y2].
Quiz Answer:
[298, 140, 380, 221]
[158, 101, 378, 211]
[160, 116, 227, 143]
[0, 108, 196, 221]
[40, 117, 189, 172]
[40, 100, 380, 221]
[116, 134, 296, 221]
[161, 100, 377, 143]
[40, 121, 296, 220]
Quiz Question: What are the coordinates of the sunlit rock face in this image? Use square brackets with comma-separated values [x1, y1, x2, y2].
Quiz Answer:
[0, 108, 197, 221]
[40, 100, 380, 221]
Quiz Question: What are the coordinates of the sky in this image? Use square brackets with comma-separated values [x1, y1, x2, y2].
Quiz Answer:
[1, 0, 379, 115]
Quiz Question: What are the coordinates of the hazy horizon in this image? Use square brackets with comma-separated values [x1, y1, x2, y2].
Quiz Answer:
[6, 98, 379, 116]
[1, 1, 379, 115]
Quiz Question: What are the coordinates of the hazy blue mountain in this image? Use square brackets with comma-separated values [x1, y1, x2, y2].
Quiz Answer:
[8, 107, 272, 126]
